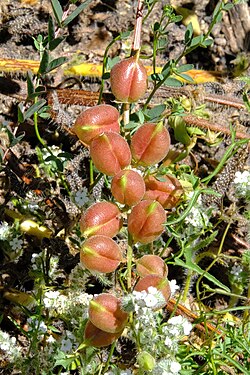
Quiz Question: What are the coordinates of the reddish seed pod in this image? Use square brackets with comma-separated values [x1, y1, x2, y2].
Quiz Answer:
[84, 320, 123, 347]
[88, 293, 128, 333]
[110, 55, 148, 103]
[144, 174, 183, 209]
[128, 199, 166, 244]
[80, 202, 123, 238]
[111, 169, 145, 206]
[136, 255, 168, 278]
[134, 274, 171, 309]
[90, 131, 132, 176]
[131, 123, 170, 166]
[72, 104, 120, 146]
[80, 235, 122, 273]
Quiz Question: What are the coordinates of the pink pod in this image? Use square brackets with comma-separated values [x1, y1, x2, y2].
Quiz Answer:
[88, 293, 128, 333]
[111, 169, 145, 206]
[90, 131, 132, 176]
[131, 123, 170, 166]
[80, 201, 123, 238]
[128, 199, 166, 244]
[72, 104, 120, 146]
[110, 55, 148, 103]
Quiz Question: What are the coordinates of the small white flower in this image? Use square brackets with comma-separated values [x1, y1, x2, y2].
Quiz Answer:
[144, 293, 159, 308]
[60, 338, 73, 352]
[168, 316, 183, 326]
[9, 237, 23, 251]
[74, 187, 89, 207]
[43, 290, 61, 308]
[169, 279, 179, 296]
[47, 335, 56, 344]
[231, 264, 243, 278]
[164, 336, 173, 347]
[170, 360, 181, 374]
[0, 222, 11, 240]
[234, 171, 250, 184]
[182, 320, 192, 335]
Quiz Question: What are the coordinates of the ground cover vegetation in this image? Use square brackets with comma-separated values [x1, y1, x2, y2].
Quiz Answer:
[0, 0, 249, 374]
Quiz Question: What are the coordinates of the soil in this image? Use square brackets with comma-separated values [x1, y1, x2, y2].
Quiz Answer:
[0, 0, 249, 374]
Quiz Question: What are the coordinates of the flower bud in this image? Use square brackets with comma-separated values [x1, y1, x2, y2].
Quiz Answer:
[80, 235, 122, 273]
[137, 351, 155, 371]
[134, 275, 171, 309]
[144, 174, 183, 209]
[90, 131, 132, 176]
[88, 293, 128, 333]
[84, 320, 123, 347]
[110, 55, 148, 103]
[72, 104, 120, 146]
[80, 202, 123, 238]
[131, 123, 170, 166]
[111, 169, 145, 206]
[128, 200, 166, 244]
[136, 255, 168, 278]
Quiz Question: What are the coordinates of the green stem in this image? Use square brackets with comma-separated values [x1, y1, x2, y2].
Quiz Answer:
[201, 138, 248, 184]
[102, 342, 116, 374]
[196, 220, 231, 304]
[182, 269, 193, 302]
[98, 34, 123, 104]
[166, 188, 220, 226]
[127, 234, 133, 292]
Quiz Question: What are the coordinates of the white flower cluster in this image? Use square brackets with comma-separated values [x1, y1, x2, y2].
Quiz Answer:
[152, 358, 181, 375]
[233, 171, 250, 198]
[42, 145, 67, 164]
[43, 289, 92, 320]
[150, 316, 192, 375]
[0, 221, 11, 240]
[122, 287, 192, 375]
[0, 330, 21, 362]
[31, 251, 60, 279]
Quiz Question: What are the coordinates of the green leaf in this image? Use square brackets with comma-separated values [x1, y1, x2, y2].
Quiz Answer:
[102, 72, 110, 80]
[215, 12, 223, 24]
[49, 36, 65, 51]
[62, 0, 92, 27]
[10, 132, 25, 147]
[201, 38, 213, 47]
[144, 104, 166, 122]
[163, 77, 183, 87]
[39, 112, 51, 119]
[51, 0, 63, 26]
[189, 34, 203, 48]
[150, 73, 164, 82]
[18, 103, 24, 123]
[177, 64, 194, 73]
[172, 15, 183, 23]
[175, 257, 230, 292]
[27, 71, 35, 97]
[38, 50, 49, 75]
[153, 22, 160, 32]
[46, 57, 67, 73]
[243, 91, 250, 112]
[120, 31, 131, 39]
[23, 99, 47, 120]
[223, 3, 234, 11]
[175, 72, 195, 83]
[185, 22, 193, 44]
[48, 16, 55, 42]
[0, 147, 4, 162]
